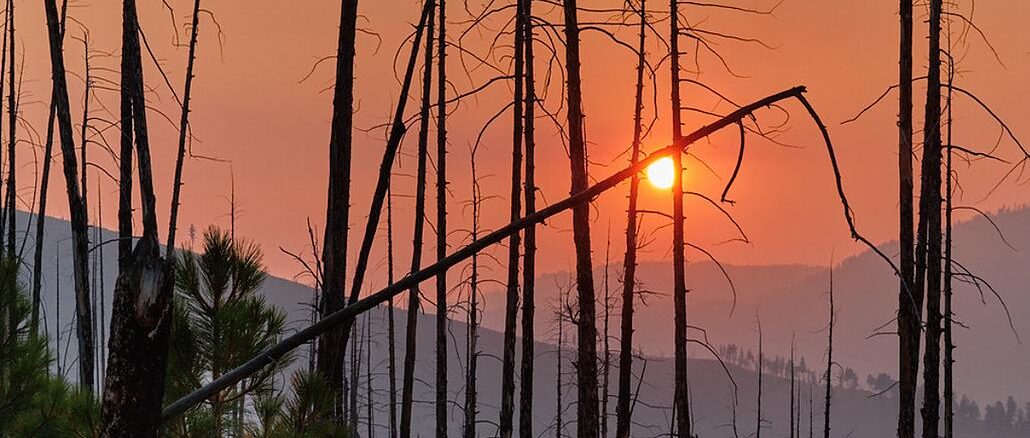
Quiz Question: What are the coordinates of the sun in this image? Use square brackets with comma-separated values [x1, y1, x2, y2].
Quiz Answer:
[646, 156, 676, 190]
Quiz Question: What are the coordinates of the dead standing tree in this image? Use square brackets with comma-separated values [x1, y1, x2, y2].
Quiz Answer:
[400, 1, 436, 436]
[562, 0, 602, 435]
[669, 0, 690, 435]
[435, 0, 450, 435]
[42, 0, 92, 396]
[896, 0, 918, 434]
[98, 0, 185, 434]
[519, 0, 539, 435]
[614, 1, 647, 436]
[316, 0, 359, 419]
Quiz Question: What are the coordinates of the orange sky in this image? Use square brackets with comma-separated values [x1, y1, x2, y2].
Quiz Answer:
[13, 0, 1030, 285]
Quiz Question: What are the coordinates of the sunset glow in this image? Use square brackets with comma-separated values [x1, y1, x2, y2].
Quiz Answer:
[646, 156, 676, 190]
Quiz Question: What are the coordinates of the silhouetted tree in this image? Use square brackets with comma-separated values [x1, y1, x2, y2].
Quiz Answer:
[400, 2, 436, 436]
[563, 0, 601, 435]
[896, 0, 918, 434]
[316, 0, 358, 419]
[519, 2, 538, 437]
[824, 269, 834, 438]
[435, 0, 449, 435]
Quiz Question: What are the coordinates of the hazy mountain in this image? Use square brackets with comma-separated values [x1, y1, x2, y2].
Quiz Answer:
[25, 207, 1029, 436]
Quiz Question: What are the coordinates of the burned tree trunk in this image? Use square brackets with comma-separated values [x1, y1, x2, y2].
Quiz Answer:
[316, 0, 359, 419]
[919, 0, 944, 436]
[823, 270, 834, 438]
[33, 0, 70, 335]
[669, 0, 690, 434]
[167, 0, 203, 254]
[464, 152, 481, 438]
[519, 0, 538, 435]
[400, 3, 436, 436]
[562, 0, 601, 435]
[756, 316, 763, 438]
[388, 185, 399, 438]
[499, 0, 526, 433]
[790, 338, 796, 438]
[99, 0, 176, 434]
[5, 0, 16, 255]
[942, 56, 955, 438]
[42, 0, 93, 396]
[615, 2, 646, 435]
[435, 0, 449, 435]
[896, 0, 919, 434]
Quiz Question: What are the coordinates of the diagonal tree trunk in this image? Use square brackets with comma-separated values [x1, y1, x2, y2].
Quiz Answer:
[896, 0, 919, 435]
[42, 0, 93, 396]
[317, 0, 358, 419]
[615, 2, 646, 435]
[562, 0, 601, 436]
[400, 4, 436, 436]
[519, 0, 538, 435]
[388, 184, 399, 438]
[499, 0, 526, 433]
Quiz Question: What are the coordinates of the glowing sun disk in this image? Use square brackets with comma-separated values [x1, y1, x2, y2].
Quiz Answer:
[646, 156, 676, 190]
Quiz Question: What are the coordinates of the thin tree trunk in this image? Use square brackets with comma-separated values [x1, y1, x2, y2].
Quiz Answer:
[367, 313, 374, 438]
[942, 54, 954, 438]
[556, 290, 564, 438]
[562, 0, 601, 435]
[400, 5, 435, 436]
[435, 0, 449, 435]
[615, 2, 646, 436]
[896, 0, 918, 434]
[518, 1, 538, 436]
[463, 154, 480, 438]
[499, 0, 526, 433]
[167, 0, 203, 254]
[42, 0, 93, 396]
[388, 185, 399, 438]
[791, 338, 796, 438]
[6, 0, 16, 255]
[99, 0, 176, 434]
[601, 232, 612, 437]
[668, 0, 690, 434]
[824, 270, 834, 438]
[31, 0, 67, 334]
[919, 0, 944, 436]
[756, 316, 763, 438]
[809, 385, 813, 438]
[317, 0, 358, 419]
[0, 0, 8, 250]
[350, 317, 361, 428]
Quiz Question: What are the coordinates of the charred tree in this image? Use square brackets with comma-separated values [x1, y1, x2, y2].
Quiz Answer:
[463, 151, 481, 438]
[791, 338, 796, 438]
[499, 0, 526, 433]
[167, 0, 203, 254]
[562, 0, 601, 435]
[896, 0, 919, 434]
[614, 2, 646, 435]
[400, 3, 436, 436]
[5, 0, 16, 255]
[99, 0, 177, 434]
[435, 0, 449, 435]
[942, 54, 955, 438]
[756, 316, 763, 438]
[518, 1, 538, 436]
[316, 0, 359, 419]
[42, 0, 92, 396]
[918, 0, 944, 436]
[824, 269, 834, 438]
[388, 185, 399, 438]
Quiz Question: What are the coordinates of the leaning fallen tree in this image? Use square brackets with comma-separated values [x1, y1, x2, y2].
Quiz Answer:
[163, 85, 864, 421]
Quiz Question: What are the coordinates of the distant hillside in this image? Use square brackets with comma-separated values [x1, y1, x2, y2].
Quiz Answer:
[24, 207, 1030, 436]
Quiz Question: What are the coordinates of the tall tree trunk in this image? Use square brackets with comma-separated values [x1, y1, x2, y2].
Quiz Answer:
[367, 313, 374, 438]
[919, 0, 944, 436]
[519, 0, 537, 434]
[400, 4, 436, 436]
[942, 55, 954, 438]
[824, 270, 834, 438]
[601, 233, 612, 437]
[167, 0, 203, 254]
[42, 0, 93, 396]
[896, 0, 918, 434]
[435, 0, 449, 435]
[350, 317, 361, 428]
[6, 0, 16, 256]
[756, 316, 763, 438]
[562, 0, 601, 436]
[388, 185, 399, 438]
[555, 290, 565, 438]
[33, 0, 68, 335]
[317, 0, 358, 419]
[463, 154, 481, 438]
[668, 0, 690, 434]
[100, 0, 175, 434]
[790, 338, 796, 438]
[499, 0, 526, 433]
[615, 2, 646, 436]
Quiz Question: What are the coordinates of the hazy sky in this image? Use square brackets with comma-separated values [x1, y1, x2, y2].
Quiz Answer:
[14, 0, 1030, 284]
